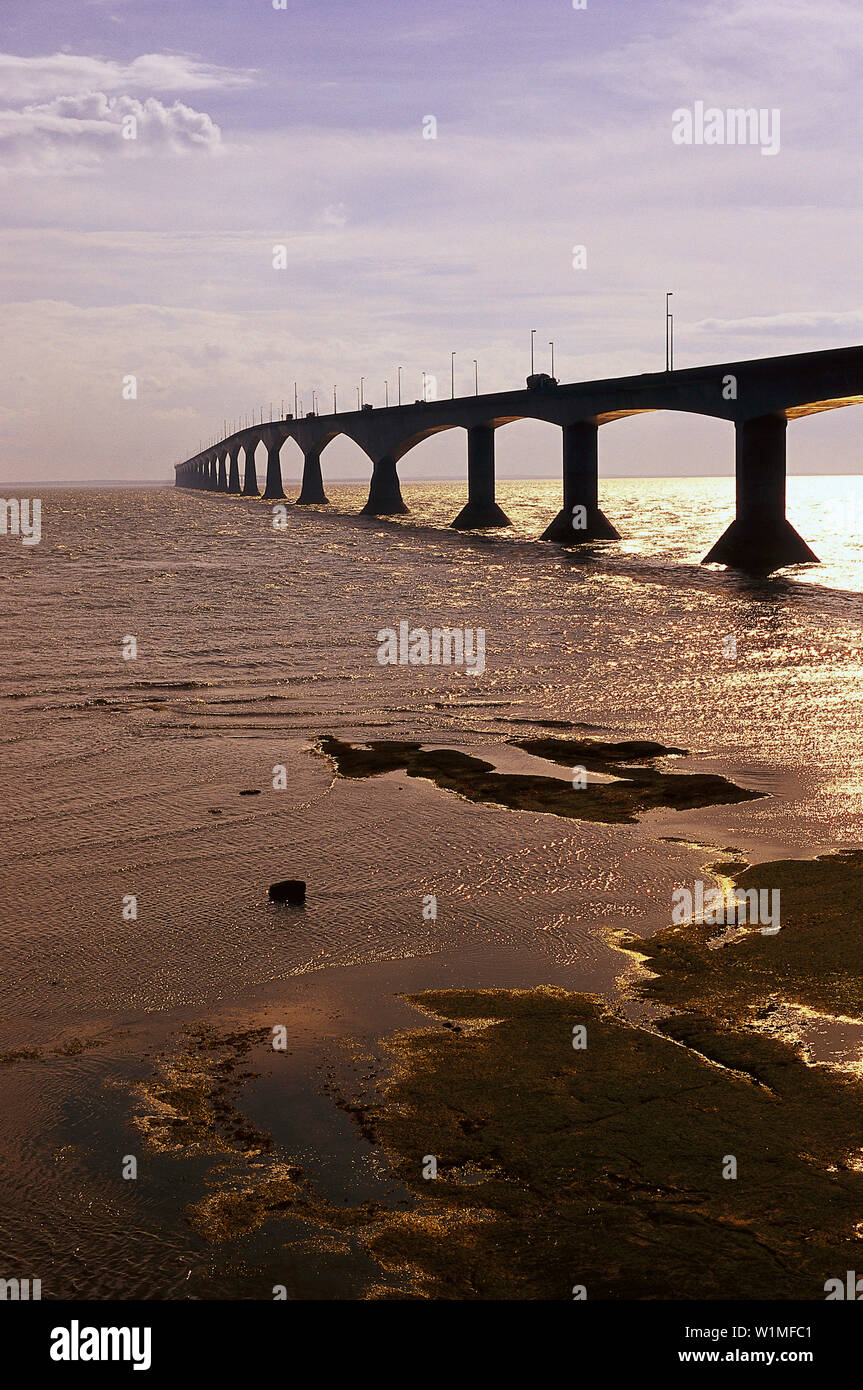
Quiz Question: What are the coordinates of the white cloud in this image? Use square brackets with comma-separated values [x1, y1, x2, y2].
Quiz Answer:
[696, 311, 863, 336]
[582, 0, 863, 106]
[0, 93, 223, 175]
[0, 49, 250, 176]
[0, 51, 255, 103]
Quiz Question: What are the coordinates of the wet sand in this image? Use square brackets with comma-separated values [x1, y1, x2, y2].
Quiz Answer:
[117, 739, 863, 1299]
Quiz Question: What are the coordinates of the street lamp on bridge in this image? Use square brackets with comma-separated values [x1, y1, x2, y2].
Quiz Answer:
[530, 328, 536, 375]
[451, 351, 456, 398]
[473, 359, 478, 395]
[666, 292, 674, 372]
[397, 366, 403, 405]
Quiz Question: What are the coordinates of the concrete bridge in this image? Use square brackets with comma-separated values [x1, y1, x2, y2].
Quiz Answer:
[174, 344, 863, 572]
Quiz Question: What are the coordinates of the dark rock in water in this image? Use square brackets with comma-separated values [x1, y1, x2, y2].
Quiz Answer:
[269, 879, 306, 905]
[239, 789, 261, 796]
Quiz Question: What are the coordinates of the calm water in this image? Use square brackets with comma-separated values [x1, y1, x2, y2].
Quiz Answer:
[1, 475, 862, 1296]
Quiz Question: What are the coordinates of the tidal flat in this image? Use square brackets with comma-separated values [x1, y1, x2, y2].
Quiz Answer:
[129, 739, 863, 1299]
[336, 847, 863, 1299]
[317, 733, 762, 824]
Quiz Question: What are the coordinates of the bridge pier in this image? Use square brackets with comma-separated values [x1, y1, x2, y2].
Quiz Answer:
[296, 447, 328, 504]
[702, 414, 818, 571]
[451, 424, 511, 529]
[361, 455, 408, 515]
[216, 452, 228, 492]
[206, 456, 218, 490]
[541, 422, 620, 543]
[227, 446, 241, 493]
[242, 441, 259, 496]
[263, 441, 285, 499]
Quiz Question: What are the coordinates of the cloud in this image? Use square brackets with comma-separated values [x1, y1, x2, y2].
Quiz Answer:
[0, 51, 255, 103]
[0, 92, 223, 175]
[696, 311, 863, 336]
[584, 0, 863, 103]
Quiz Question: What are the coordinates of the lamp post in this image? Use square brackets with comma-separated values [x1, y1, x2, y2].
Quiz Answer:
[530, 328, 536, 375]
[360, 376, 365, 408]
[397, 366, 402, 405]
[451, 351, 456, 398]
[294, 382, 298, 416]
[549, 341, 555, 378]
[666, 292, 674, 372]
[422, 370, 427, 402]
[356, 386, 360, 410]
[385, 380, 389, 407]
[473, 359, 478, 395]
[333, 385, 337, 414]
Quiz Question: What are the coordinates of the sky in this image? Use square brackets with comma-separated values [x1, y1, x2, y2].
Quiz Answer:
[1, 0, 862, 483]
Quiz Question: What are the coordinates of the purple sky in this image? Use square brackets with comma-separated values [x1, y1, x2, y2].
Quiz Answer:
[1, 0, 861, 482]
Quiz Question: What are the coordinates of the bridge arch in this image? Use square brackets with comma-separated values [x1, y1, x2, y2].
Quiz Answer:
[273, 435, 303, 497]
[294, 431, 363, 505]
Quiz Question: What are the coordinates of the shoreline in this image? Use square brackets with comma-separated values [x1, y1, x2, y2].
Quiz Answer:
[123, 842, 863, 1300]
[2, 691, 862, 1297]
[113, 736, 863, 1299]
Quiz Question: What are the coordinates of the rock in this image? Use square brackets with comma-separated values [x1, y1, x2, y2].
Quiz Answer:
[268, 879, 306, 905]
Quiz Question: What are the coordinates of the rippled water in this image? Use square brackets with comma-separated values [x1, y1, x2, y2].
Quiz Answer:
[1, 476, 862, 1296]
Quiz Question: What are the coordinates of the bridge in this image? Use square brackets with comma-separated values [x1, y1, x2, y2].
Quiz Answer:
[174, 344, 863, 572]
